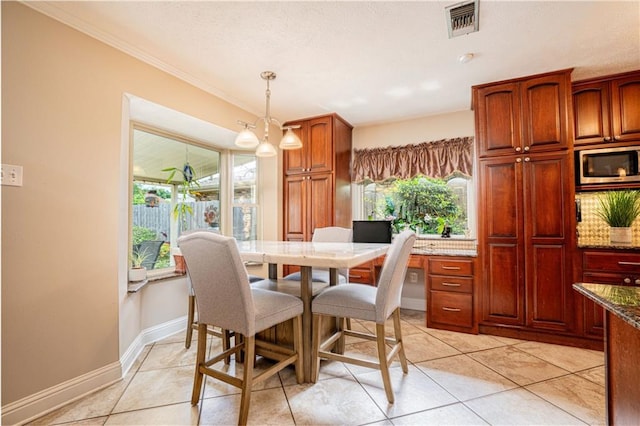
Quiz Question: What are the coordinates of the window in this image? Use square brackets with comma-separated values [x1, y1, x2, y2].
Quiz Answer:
[361, 174, 472, 236]
[131, 125, 258, 271]
[232, 154, 258, 241]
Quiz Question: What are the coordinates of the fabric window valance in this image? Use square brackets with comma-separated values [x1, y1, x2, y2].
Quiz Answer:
[352, 136, 473, 183]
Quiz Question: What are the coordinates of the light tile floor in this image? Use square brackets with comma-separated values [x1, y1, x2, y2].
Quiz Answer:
[29, 310, 606, 425]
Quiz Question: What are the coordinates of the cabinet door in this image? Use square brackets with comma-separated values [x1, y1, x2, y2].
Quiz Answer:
[283, 121, 308, 175]
[479, 157, 525, 325]
[610, 74, 640, 143]
[475, 82, 522, 158]
[308, 173, 334, 235]
[520, 73, 571, 152]
[283, 175, 307, 241]
[581, 272, 628, 337]
[307, 116, 333, 174]
[523, 153, 573, 331]
[572, 81, 611, 145]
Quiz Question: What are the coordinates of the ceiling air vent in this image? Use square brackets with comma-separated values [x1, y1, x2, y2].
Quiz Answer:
[446, 0, 479, 38]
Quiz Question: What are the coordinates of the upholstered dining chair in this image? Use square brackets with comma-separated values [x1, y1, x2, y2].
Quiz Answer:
[184, 273, 263, 349]
[310, 230, 416, 404]
[178, 231, 304, 425]
[282, 226, 353, 284]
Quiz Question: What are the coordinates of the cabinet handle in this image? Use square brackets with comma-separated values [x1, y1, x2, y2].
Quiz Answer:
[624, 278, 631, 284]
[442, 307, 461, 312]
[604, 137, 611, 142]
[636, 279, 640, 285]
[441, 266, 461, 270]
[614, 135, 620, 141]
[618, 261, 640, 266]
[442, 282, 461, 287]
[515, 147, 522, 152]
[523, 146, 530, 152]
[516, 158, 522, 163]
[524, 157, 531, 162]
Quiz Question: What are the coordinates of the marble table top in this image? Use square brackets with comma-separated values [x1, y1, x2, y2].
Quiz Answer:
[573, 282, 640, 330]
[235, 240, 390, 268]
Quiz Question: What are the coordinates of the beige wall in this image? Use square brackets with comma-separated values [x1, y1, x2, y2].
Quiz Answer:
[353, 110, 474, 149]
[1, 1, 280, 412]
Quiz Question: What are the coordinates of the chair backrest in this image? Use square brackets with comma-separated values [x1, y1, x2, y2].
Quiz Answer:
[178, 231, 256, 336]
[312, 227, 353, 278]
[134, 240, 165, 269]
[375, 230, 417, 323]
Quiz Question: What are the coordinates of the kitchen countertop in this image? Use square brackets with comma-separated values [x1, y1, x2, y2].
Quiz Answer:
[573, 283, 640, 330]
[411, 248, 477, 257]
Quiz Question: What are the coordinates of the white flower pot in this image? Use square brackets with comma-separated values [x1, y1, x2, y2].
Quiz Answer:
[610, 227, 632, 243]
[128, 267, 147, 282]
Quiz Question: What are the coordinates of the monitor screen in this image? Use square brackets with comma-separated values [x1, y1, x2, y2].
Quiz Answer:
[352, 220, 392, 244]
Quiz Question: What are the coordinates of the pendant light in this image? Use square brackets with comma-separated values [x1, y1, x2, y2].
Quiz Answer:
[234, 71, 302, 157]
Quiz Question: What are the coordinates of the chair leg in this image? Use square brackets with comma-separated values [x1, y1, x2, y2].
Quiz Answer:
[238, 335, 255, 426]
[185, 294, 196, 349]
[376, 323, 395, 404]
[293, 315, 304, 384]
[392, 308, 408, 373]
[311, 314, 322, 383]
[191, 323, 208, 405]
[222, 328, 232, 365]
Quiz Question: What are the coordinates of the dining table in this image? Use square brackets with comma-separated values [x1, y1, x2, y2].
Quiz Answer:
[236, 240, 391, 382]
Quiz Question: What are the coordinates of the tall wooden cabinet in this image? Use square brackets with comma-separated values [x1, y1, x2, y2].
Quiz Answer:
[572, 70, 640, 146]
[474, 69, 578, 340]
[282, 113, 352, 243]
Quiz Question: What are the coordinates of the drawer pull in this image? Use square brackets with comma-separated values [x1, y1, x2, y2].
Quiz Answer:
[442, 282, 461, 287]
[618, 261, 640, 267]
[441, 266, 461, 270]
[349, 274, 363, 279]
[442, 307, 461, 312]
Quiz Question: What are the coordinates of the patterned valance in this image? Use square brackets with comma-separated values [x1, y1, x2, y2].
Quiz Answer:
[352, 137, 473, 183]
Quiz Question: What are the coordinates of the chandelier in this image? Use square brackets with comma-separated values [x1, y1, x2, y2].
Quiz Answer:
[234, 71, 302, 157]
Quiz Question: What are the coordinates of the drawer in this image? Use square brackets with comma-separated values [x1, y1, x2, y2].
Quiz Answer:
[583, 251, 640, 273]
[407, 255, 425, 269]
[349, 267, 374, 284]
[429, 275, 473, 293]
[429, 291, 473, 328]
[584, 271, 640, 286]
[429, 257, 473, 276]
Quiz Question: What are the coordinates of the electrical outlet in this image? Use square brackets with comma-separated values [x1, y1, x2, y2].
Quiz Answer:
[1, 164, 23, 187]
[409, 272, 418, 283]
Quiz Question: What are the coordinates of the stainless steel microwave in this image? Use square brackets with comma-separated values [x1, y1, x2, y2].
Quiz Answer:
[577, 146, 640, 185]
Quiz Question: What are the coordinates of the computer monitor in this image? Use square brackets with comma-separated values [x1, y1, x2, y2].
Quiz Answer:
[352, 220, 392, 244]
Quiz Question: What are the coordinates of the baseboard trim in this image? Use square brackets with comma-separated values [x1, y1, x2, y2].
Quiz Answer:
[1, 362, 122, 426]
[401, 297, 425, 312]
[2, 316, 188, 425]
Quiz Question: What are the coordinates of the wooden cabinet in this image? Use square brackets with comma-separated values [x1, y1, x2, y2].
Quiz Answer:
[474, 70, 572, 158]
[427, 256, 477, 333]
[282, 114, 352, 273]
[474, 69, 577, 342]
[580, 250, 640, 337]
[572, 70, 640, 146]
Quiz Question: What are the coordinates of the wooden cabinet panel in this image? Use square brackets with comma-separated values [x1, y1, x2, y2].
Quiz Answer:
[573, 81, 611, 145]
[483, 243, 523, 324]
[429, 292, 473, 328]
[475, 82, 521, 157]
[475, 70, 571, 158]
[282, 114, 352, 246]
[584, 251, 640, 274]
[520, 73, 570, 152]
[573, 70, 640, 145]
[610, 74, 640, 143]
[427, 255, 477, 333]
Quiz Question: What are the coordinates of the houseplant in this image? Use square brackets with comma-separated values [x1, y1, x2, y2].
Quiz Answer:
[162, 163, 200, 232]
[128, 248, 151, 282]
[596, 190, 640, 243]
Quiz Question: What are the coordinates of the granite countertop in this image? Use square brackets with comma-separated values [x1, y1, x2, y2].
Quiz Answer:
[573, 283, 640, 330]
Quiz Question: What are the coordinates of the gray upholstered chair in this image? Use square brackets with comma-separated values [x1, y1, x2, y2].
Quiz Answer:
[310, 230, 416, 404]
[282, 226, 353, 284]
[178, 232, 303, 425]
[184, 273, 263, 349]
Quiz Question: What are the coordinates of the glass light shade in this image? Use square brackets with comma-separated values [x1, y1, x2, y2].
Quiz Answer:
[279, 128, 303, 150]
[255, 141, 277, 157]
[234, 128, 260, 149]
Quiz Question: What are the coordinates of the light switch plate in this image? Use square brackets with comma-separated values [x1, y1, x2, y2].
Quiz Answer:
[1, 164, 23, 186]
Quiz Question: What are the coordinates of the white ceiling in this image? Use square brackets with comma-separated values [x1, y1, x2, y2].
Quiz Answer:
[27, 1, 640, 128]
